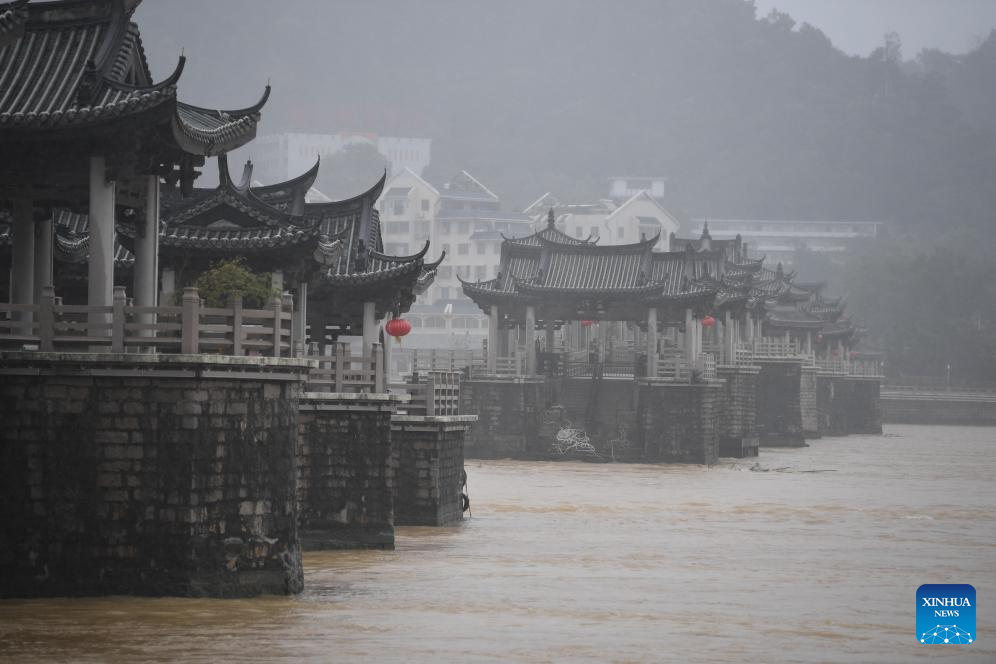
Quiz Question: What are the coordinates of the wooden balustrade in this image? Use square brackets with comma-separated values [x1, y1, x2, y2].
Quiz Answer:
[305, 342, 385, 393]
[0, 287, 294, 357]
[403, 347, 483, 373]
[390, 370, 462, 416]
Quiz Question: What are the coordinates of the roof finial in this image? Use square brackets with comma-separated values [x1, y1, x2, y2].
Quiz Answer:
[701, 220, 711, 240]
[547, 207, 555, 229]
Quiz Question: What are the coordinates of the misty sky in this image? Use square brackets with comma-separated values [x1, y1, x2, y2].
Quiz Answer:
[754, 0, 996, 56]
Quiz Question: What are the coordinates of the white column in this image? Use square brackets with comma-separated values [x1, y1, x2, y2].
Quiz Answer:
[745, 311, 753, 343]
[525, 304, 536, 375]
[382, 325, 394, 382]
[88, 156, 115, 336]
[134, 176, 159, 307]
[684, 308, 694, 367]
[646, 307, 658, 377]
[724, 311, 734, 363]
[160, 268, 176, 305]
[362, 300, 377, 356]
[487, 305, 499, 372]
[545, 318, 555, 353]
[33, 214, 53, 304]
[805, 331, 812, 355]
[12, 199, 34, 334]
[134, 175, 159, 340]
[295, 281, 308, 356]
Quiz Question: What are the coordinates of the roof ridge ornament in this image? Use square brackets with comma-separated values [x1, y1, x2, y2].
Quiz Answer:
[76, 59, 101, 107]
[547, 207, 555, 229]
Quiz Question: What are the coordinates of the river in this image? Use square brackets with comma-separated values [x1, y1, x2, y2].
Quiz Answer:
[1, 424, 994, 663]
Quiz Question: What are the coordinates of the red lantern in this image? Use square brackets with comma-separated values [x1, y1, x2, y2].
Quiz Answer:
[701, 315, 716, 327]
[580, 320, 596, 328]
[385, 318, 412, 344]
[816, 334, 823, 344]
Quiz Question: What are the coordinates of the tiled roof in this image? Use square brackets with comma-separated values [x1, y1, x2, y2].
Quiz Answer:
[155, 223, 319, 251]
[0, 1, 28, 49]
[0, 0, 265, 155]
[506, 210, 597, 247]
[506, 224, 593, 247]
[251, 157, 320, 215]
[766, 305, 824, 329]
[51, 208, 133, 266]
[536, 243, 649, 291]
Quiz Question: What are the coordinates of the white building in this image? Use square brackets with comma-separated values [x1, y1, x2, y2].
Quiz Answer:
[529, 191, 681, 250]
[607, 175, 668, 202]
[251, 132, 431, 184]
[377, 170, 531, 349]
[687, 218, 882, 265]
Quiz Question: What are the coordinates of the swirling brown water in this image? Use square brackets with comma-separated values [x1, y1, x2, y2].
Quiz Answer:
[1, 424, 994, 663]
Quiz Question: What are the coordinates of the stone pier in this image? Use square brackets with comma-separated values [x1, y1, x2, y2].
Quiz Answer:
[816, 374, 851, 436]
[635, 380, 723, 464]
[801, 365, 820, 439]
[460, 377, 551, 458]
[716, 365, 760, 457]
[847, 377, 883, 434]
[296, 393, 403, 550]
[392, 415, 477, 526]
[755, 359, 806, 447]
[0, 352, 312, 598]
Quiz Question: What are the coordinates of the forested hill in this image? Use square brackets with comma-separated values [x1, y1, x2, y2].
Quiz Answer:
[138, 0, 996, 229]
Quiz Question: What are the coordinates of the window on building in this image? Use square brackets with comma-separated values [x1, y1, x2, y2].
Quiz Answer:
[386, 222, 409, 235]
[458, 222, 470, 234]
[393, 201, 404, 216]
[617, 227, 624, 239]
[458, 244, 469, 255]
[476, 244, 486, 255]
[439, 222, 450, 235]
[421, 199, 430, 212]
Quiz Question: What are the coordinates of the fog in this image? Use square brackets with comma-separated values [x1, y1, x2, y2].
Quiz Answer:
[131, 0, 996, 379]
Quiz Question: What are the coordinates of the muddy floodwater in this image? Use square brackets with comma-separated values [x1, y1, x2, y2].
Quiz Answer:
[1, 424, 994, 663]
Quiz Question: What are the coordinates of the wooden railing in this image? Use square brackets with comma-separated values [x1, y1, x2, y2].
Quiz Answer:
[0, 286, 295, 357]
[849, 360, 884, 377]
[655, 350, 690, 380]
[465, 353, 524, 378]
[815, 357, 849, 373]
[403, 347, 483, 373]
[749, 340, 798, 358]
[304, 342, 385, 393]
[390, 370, 462, 416]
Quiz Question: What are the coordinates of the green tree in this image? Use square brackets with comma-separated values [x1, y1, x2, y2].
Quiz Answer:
[193, 259, 276, 308]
